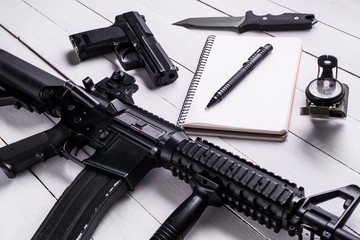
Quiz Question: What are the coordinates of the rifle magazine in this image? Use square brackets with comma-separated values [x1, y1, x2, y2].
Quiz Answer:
[32, 166, 128, 240]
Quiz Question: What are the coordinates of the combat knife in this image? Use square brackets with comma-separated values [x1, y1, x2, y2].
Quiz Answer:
[173, 11, 317, 33]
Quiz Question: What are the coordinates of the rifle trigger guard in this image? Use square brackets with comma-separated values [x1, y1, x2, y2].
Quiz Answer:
[63, 133, 89, 158]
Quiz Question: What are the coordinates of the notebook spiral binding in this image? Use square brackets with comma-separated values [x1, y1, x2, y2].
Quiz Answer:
[177, 35, 216, 126]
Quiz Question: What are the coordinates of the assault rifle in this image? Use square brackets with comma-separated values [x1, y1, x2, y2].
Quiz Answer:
[0, 49, 359, 240]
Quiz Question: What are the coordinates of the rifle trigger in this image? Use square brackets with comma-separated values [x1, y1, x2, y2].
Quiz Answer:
[64, 134, 89, 157]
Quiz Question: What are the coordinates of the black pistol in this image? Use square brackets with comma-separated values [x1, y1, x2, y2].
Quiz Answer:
[69, 11, 178, 87]
[0, 49, 360, 240]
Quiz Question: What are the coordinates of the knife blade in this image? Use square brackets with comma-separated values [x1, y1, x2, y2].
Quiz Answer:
[173, 11, 317, 33]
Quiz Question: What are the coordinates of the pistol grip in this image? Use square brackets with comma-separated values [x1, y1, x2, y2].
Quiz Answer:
[69, 26, 128, 61]
[0, 124, 71, 178]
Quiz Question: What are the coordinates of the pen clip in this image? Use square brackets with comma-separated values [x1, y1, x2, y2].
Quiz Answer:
[248, 47, 264, 61]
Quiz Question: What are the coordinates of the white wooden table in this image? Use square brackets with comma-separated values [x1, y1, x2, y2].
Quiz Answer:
[0, 0, 359, 239]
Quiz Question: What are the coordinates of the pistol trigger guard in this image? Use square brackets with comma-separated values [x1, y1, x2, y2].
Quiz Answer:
[115, 45, 143, 70]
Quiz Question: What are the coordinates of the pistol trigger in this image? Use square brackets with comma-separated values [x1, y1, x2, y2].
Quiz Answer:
[114, 45, 143, 70]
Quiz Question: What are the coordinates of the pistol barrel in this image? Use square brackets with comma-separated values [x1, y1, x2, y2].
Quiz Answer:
[121, 11, 178, 86]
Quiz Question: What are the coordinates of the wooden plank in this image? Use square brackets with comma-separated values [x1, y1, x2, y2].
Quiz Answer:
[0, 170, 59, 240]
[0, 0, 359, 239]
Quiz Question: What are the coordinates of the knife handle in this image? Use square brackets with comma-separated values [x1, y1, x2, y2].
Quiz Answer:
[239, 11, 316, 33]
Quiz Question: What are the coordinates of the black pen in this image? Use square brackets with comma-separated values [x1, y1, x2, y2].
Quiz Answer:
[205, 43, 273, 110]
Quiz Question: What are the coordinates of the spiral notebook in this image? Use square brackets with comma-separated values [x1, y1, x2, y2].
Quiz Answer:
[177, 35, 302, 141]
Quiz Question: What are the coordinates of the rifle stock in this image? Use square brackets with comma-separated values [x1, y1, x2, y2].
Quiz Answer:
[0, 49, 64, 115]
[0, 49, 63, 101]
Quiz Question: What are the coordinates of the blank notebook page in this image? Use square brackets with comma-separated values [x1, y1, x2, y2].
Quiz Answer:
[179, 35, 302, 136]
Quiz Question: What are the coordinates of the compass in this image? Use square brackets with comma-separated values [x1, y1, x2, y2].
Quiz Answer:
[300, 55, 349, 118]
